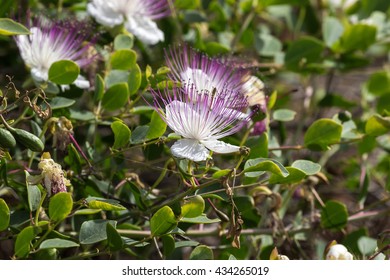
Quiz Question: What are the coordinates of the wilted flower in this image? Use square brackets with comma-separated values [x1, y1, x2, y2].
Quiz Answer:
[87, 0, 170, 45]
[165, 45, 249, 101]
[326, 244, 353, 260]
[14, 17, 96, 89]
[27, 152, 70, 197]
[48, 116, 74, 151]
[151, 84, 252, 162]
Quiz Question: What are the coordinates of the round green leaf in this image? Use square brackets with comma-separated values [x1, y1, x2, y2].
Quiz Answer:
[110, 49, 137, 70]
[39, 238, 79, 249]
[0, 198, 10, 231]
[357, 236, 377, 256]
[365, 115, 390, 136]
[102, 83, 130, 111]
[204, 42, 230, 56]
[114, 34, 134, 50]
[285, 37, 325, 72]
[321, 200, 348, 230]
[181, 195, 205, 218]
[111, 121, 131, 149]
[150, 206, 178, 237]
[146, 111, 167, 140]
[323, 17, 344, 48]
[269, 166, 306, 184]
[48, 60, 80, 85]
[244, 158, 289, 178]
[366, 71, 390, 96]
[79, 220, 117, 245]
[128, 63, 142, 94]
[49, 97, 76, 110]
[0, 18, 30, 35]
[15, 226, 42, 258]
[304, 119, 342, 151]
[339, 24, 377, 53]
[180, 214, 220, 224]
[190, 245, 214, 260]
[273, 109, 296, 122]
[292, 160, 321, 175]
[49, 192, 73, 222]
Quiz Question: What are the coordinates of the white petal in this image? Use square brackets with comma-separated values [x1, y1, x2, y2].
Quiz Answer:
[201, 139, 240, 154]
[73, 75, 90, 89]
[87, 2, 124, 27]
[125, 16, 164, 45]
[31, 67, 48, 82]
[171, 139, 210, 162]
[223, 108, 249, 120]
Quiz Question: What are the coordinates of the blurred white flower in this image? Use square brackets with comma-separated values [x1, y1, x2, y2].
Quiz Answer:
[326, 244, 353, 260]
[15, 18, 95, 89]
[87, 0, 170, 45]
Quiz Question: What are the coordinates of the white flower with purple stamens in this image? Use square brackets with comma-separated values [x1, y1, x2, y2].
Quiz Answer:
[165, 45, 248, 100]
[151, 85, 252, 162]
[87, 0, 170, 45]
[15, 18, 95, 89]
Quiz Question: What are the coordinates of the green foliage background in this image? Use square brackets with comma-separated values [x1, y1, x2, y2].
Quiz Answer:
[0, 0, 389, 260]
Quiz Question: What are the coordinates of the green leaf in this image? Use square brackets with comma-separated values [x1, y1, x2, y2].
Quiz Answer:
[0, 198, 10, 231]
[190, 245, 214, 260]
[27, 185, 41, 212]
[269, 167, 306, 184]
[285, 37, 325, 72]
[111, 121, 131, 149]
[323, 17, 344, 48]
[114, 34, 134, 50]
[86, 197, 126, 211]
[292, 160, 321, 175]
[304, 119, 342, 151]
[50, 97, 76, 109]
[102, 83, 129, 111]
[39, 238, 79, 249]
[321, 200, 348, 230]
[0, 18, 29, 35]
[273, 109, 296, 122]
[15, 226, 42, 258]
[161, 234, 175, 257]
[204, 42, 230, 56]
[79, 220, 117, 244]
[94, 74, 105, 103]
[131, 125, 149, 144]
[110, 49, 137, 70]
[181, 195, 205, 218]
[73, 208, 102, 215]
[106, 222, 124, 251]
[358, 236, 377, 256]
[366, 71, 390, 96]
[339, 24, 377, 53]
[365, 115, 390, 136]
[212, 169, 231, 179]
[255, 33, 282, 57]
[180, 214, 220, 224]
[244, 158, 289, 178]
[48, 192, 73, 222]
[128, 63, 142, 94]
[247, 133, 268, 159]
[150, 206, 178, 237]
[48, 60, 80, 85]
[146, 111, 167, 140]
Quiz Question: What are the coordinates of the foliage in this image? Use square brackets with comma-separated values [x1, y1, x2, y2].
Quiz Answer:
[0, 0, 389, 260]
